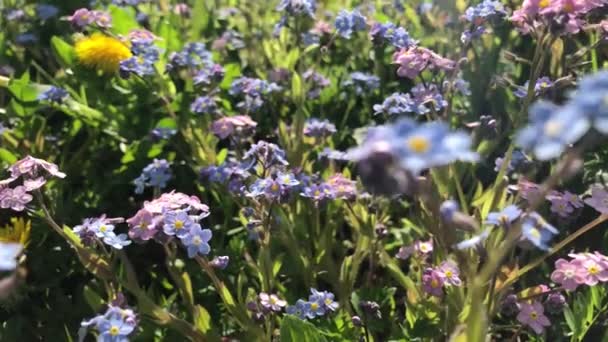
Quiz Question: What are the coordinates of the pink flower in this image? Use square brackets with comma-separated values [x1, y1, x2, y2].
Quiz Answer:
[570, 253, 608, 285]
[422, 268, 444, 297]
[127, 209, 158, 241]
[517, 301, 551, 334]
[437, 260, 462, 286]
[8, 155, 66, 181]
[259, 292, 286, 312]
[211, 115, 257, 139]
[0, 186, 33, 211]
[550, 259, 585, 291]
[395, 245, 413, 260]
[415, 239, 434, 255]
[142, 191, 210, 217]
[584, 185, 608, 214]
[392, 46, 455, 80]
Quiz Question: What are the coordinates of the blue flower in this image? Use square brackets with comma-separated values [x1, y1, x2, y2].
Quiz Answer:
[243, 141, 289, 170]
[516, 101, 590, 160]
[335, 10, 367, 39]
[38, 86, 68, 104]
[520, 213, 558, 250]
[36, 4, 59, 20]
[180, 225, 212, 258]
[190, 95, 218, 114]
[0, 242, 22, 271]
[163, 210, 194, 238]
[102, 233, 132, 250]
[310, 289, 339, 312]
[373, 92, 412, 116]
[276, 0, 316, 17]
[286, 299, 310, 320]
[134, 159, 172, 193]
[276, 172, 300, 188]
[391, 27, 415, 49]
[344, 72, 380, 95]
[91, 219, 116, 238]
[119, 40, 159, 78]
[390, 119, 478, 174]
[571, 71, 608, 134]
[304, 299, 325, 318]
[513, 77, 553, 99]
[193, 64, 225, 86]
[98, 317, 134, 341]
[485, 205, 522, 227]
[167, 42, 213, 71]
[454, 229, 491, 250]
[303, 118, 337, 138]
[464, 0, 506, 22]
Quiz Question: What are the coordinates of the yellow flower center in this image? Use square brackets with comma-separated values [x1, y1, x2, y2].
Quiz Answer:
[75, 33, 132, 74]
[588, 265, 599, 275]
[193, 236, 202, 246]
[100, 225, 107, 233]
[310, 302, 319, 311]
[174, 220, 184, 230]
[528, 228, 541, 239]
[314, 190, 321, 197]
[325, 298, 332, 305]
[270, 297, 277, 304]
[109, 326, 120, 336]
[431, 279, 439, 288]
[543, 120, 562, 137]
[530, 311, 538, 320]
[407, 136, 430, 154]
[271, 183, 280, 192]
[139, 221, 149, 230]
[539, 0, 550, 8]
[445, 270, 453, 278]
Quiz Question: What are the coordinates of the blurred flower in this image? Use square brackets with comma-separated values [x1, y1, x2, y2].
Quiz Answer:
[36, 4, 59, 20]
[0, 218, 31, 246]
[517, 301, 551, 334]
[38, 87, 68, 104]
[462, 0, 507, 43]
[14, 33, 38, 46]
[343, 72, 380, 95]
[5, 9, 25, 21]
[127, 209, 157, 241]
[562, 191, 583, 208]
[243, 141, 289, 170]
[180, 225, 212, 258]
[286, 299, 309, 320]
[150, 127, 177, 141]
[550, 197, 574, 217]
[210, 256, 229, 269]
[102, 233, 132, 250]
[501, 294, 520, 317]
[393, 46, 455, 79]
[66, 9, 111, 29]
[212, 30, 245, 50]
[455, 229, 491, 250]
[516, 100, 590, 160]
[485, 205, 522, 227]
[0, 186, 33, 212]
[551, 258, 585, 291]
[75, 34, 132, 74]
[119, 39, 160, 78]
[545, 292, 566, 314]
[494, 149, 531, 173]
[190, 95, 219, 115]
[514, 77, 554, 99]
[422, 268, 444, 297]
[407, 84, 448, 115]
[360, 300, 382, 319]
[520, 212, 558, 250]
[0, 242, 22, 271]
[304, 118, 336, 138]
[259, 292, 287, 312]
[302, 69, 330, 99]
[133, 159, 172, 194]
[373, 92, 412, 116]
[167, 42, 213, 71]
[277, 0, 316, 17]
[173, 3, 191, 16]
[583, 185, 608, 214]
[230, 77, 281, 111]
[211, 115, 257, 139]
[335, 10, 367, 39]
[193, 64, 225, 86]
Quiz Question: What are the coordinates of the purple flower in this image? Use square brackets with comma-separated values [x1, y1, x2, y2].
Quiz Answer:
[343, 72, 380, 95]
[134, 159, 172, 194]
[584, 185, 608, 214]
[167, 42, 213, 70]
[455, 229, 491, 250]
[7, 155, 66, 181]
[373, 92, 412, 116]
[180, 225, 212, 258]
[163, 210, 194, 238]
[485, 205, 522, 227]
[36, 4, 59, 21]
[0, 186, 33, 211]
[127, 209, 157, 241]
[276, 0, 316, 18]
[514, 77, 554, 99]
[325, 174, 357, 200]
[243, 141, 289, 169]
[193, 64, 225, 86]
[119, 40, 160, 78]
[422, 268, 445, 297]
[302, 69, 330, 99]
[211, 115, 257, 139]
[335, 10, 367, 39]
[190, 95, 219, 115]
[563, 191, 584, 209]
[550, 197, 574, 218]
[259, 292, 287, 312]
[517, 301, 551, 334]
[545, 292, 566, 314]
[393, 46, 455, 79]
[310, 289, 339, 312]
[66, 8, 94, 28]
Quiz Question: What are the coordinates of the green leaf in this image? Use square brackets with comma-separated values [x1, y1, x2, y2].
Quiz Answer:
[83, 286, 104, 312]
[280, 315, 329, 342]
[0, 148, 17, 163]
[8, 73, 41, 102]
[108, 5, 138, 35]
[193, 305, 211, 333]
[51, 36, 75, 67]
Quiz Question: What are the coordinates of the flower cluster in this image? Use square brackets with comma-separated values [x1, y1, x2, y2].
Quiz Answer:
[80, 303, 138, 340]
[462, 0, 507, 43]
[119, 30, 161, 78]
[422, 261, 462, 297]
[66, 8, 112, 29]
[73, 215, 131, 250]
[370, 22, 417, 48]
[343, 72, 380, 95]
[302, 69, 330, 99]
[551, 252, 608, 290]
[513, 76, 554, 99]
[167, 42, 213, 71]
[0, 156, 66, 212]
[286, 289, 339, 320]
[335, 10, 367, 39]
[392, 46, 456, 79]
[211, 115, 257, 139]
[229, 77, 282, 112]
[38, 86, 68, 104]
[133, 159, 172, 194]
[303, 118, 336, 138]
[511, 0, 606, 34]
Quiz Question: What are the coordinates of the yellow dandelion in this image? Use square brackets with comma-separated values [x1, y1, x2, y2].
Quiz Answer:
[74, 33, 132, 74]
[0, 218, 31, 247]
